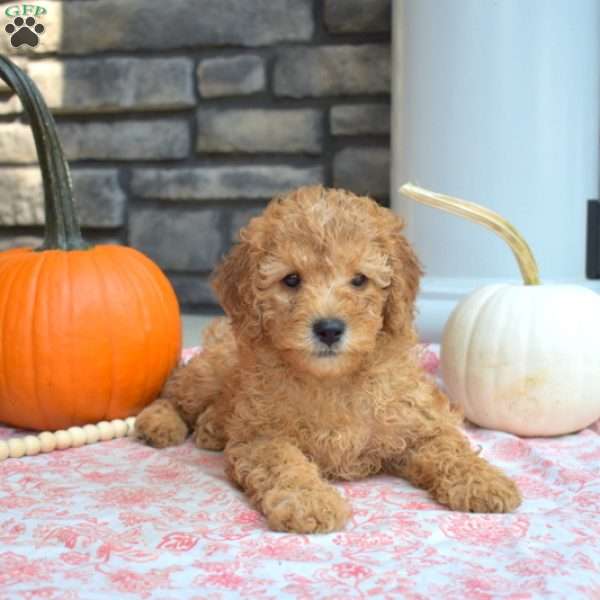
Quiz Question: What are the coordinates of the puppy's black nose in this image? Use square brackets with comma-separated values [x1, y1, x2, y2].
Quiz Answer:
[313, 319, 346, 346]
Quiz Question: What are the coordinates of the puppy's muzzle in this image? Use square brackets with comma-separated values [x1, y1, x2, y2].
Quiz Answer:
[312, 318, 346, 347]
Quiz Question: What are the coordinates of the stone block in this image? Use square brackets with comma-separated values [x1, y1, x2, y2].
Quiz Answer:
[131, 165, 323, 200]
[0, 123, 37, 163]
[330, 104, 390, 135]
[0, 0, 313, 55]
[196, 108, 322, 154]
[0, 235, 42, 251]
[197, 55, 265, 98]
[333, 146, 390, 198]
[324, 0, 391, 33]
[0, 114, 188, 167]
[0, 167, 126, 227]
[274, 45, 390, 97]
[72, 169, 127, 228]
[58, 120, 190, 161]
[0, 168, 43, 225]
[26, 58, 195, 113]
[129, 208, 224, 271]
[168, 274, 219, 307]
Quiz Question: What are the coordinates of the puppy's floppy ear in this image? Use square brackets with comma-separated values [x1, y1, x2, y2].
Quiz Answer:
[382, 213, 423, 339]
[211, 227, 262, 341]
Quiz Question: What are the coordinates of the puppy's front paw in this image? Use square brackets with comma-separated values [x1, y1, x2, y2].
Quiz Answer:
[193, 406, 225, 451]
[262, 485, 351, 533]
[444, 470, 522, 513]
[135, 400, 188, 448]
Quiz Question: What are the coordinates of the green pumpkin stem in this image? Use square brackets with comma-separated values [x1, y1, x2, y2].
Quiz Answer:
[400, 183, 541, 286]
[0, 55, 88, 251]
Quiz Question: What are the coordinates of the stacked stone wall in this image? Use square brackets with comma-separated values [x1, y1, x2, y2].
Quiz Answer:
[0, 0, 391, 310]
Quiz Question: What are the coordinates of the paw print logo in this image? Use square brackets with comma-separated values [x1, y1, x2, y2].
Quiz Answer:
[5, 16, 45, 48]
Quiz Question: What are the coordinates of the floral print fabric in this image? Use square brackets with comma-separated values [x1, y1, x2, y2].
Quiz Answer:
[1, 346, 599, 599]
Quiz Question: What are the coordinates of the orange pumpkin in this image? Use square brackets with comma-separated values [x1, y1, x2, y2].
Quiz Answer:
[0, 56, 181, 430]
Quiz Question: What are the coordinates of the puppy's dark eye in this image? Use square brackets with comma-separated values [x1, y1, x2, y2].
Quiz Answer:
[282, 273, 301, 288]
[351, 274, 368, 288]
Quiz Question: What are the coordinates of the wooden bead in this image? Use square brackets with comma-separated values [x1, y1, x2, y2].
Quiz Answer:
[83, 424, 100, 444]
[2, 413, 138, 460]
[39, 432, 57, 453]
[8, 438, 26, 458]
[126, 417, 136, 435]
[97, 421, 114, 441]
[68, 427, 86, 448]
[24, 435, 41, 456]
[111, 419, 128, 437]
[54, 430, 71, 450]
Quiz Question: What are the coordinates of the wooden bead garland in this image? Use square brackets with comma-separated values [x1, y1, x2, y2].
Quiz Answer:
[0, 417, 136, 462]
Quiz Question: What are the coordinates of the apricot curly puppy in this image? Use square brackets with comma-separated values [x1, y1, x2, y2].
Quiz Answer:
[136, 186, 521, 533]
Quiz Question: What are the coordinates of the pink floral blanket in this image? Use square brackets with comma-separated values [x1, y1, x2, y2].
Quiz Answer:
[1, 346, 599, 599]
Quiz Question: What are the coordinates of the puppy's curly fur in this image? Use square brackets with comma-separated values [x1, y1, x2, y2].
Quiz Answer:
[136, 186, 521, 533]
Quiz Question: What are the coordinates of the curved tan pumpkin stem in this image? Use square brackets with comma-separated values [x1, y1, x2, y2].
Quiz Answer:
[0, 417, 137, 462]
[400, 183, 541, 286]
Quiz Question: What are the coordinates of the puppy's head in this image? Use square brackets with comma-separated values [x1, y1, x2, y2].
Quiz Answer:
[212, 186, 421, 378]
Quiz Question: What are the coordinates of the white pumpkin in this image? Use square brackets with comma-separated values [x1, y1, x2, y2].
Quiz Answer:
[442, 283, 600, 436]
[400, 183, 600, 437]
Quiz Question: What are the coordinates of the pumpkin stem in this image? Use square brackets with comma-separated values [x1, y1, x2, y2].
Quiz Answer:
[0, 55, 88, 251]
[400, 183, 541, 285]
